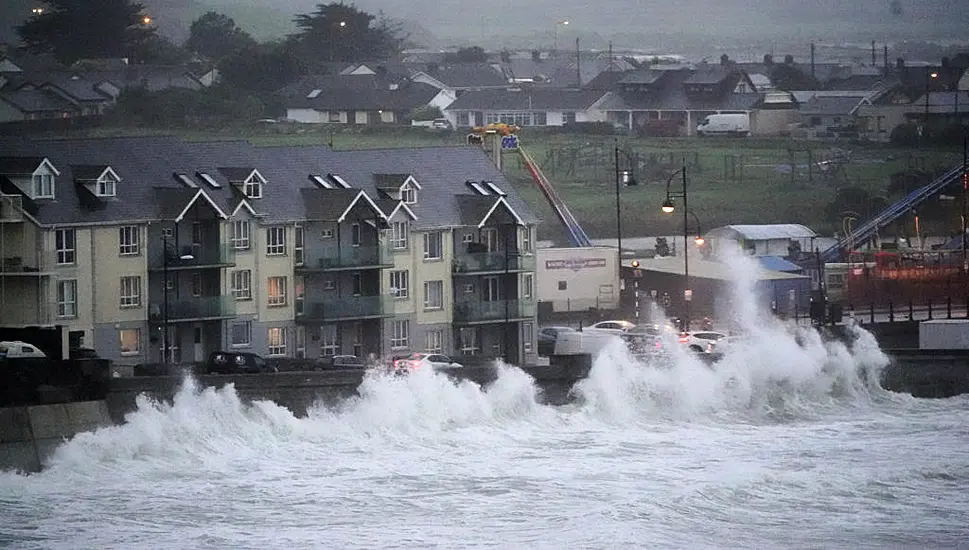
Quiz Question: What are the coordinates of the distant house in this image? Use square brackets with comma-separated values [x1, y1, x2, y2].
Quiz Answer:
[795, 91, 874, 139]
[704, 224, 818, 258]
[0, 87, 77, 122]
[596, 64, 762, 136]
[283, 74, 453, 124]
[410, 62, 509, 94]
[442, 88, 609, 128]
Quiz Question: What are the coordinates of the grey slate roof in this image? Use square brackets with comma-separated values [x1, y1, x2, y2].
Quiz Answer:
[0, 88, 75, 112]
[421, 63, 507, 88]
[71, 165, 109, 181]
[373, 173, 410, 191]
[301, 188, 381, 221]
[283, 75, 440, 111]
[799, 95, 867, 116]
[0, 157, 46, 175]
[445, 88, 606, 111]
[0, 137, 538, 230]
[217, 167, 254, 182]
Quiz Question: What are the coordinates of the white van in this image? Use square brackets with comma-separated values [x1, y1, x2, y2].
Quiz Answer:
[697, 113, 750, 137]
[0, 340, 47, 359]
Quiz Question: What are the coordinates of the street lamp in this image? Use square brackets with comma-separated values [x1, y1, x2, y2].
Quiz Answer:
[925, 70, 938, 120]
[553, 20, 569, 52]
[30, 7, 44, 15]
[660, 162, 692, 331]
[613, 139, 639, 263]
[142, 15, 153, 25]
[161, 230, 194, 364]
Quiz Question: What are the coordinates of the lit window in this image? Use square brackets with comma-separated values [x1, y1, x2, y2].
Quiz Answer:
[267, 276, 287, 306]
[119, 329, 140, 355]
[267, 327, 287, 356]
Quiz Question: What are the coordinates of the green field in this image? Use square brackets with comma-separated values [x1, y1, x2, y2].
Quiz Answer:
[70, 125, 964, 245]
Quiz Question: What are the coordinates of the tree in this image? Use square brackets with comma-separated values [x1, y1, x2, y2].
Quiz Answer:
[219, 42, 304, 94]
[17, 0, 155, 64]
[185, 12, 256, 61]
[289, 3, 400, 65]
[444, 46, 487, 63]
[129, 34, 190, 65]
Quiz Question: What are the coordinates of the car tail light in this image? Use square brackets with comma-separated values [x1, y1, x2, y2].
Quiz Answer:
[678, 334, 689, 343]
[411, 360, 420, 370]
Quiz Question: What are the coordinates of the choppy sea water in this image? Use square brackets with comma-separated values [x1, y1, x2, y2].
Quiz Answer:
[3, 256, 968, 549]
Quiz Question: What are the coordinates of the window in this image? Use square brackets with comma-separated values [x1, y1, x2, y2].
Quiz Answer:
[231, 270, 251, 300]
[563, 112, 577, 125]
[97, 174, 116, 197]
[119, 276, 141, 308]
[295, 326, 306, 359]
[294, 225, 304, 266]
[351, 223, 361, 246]
[323, 279, 335, 290]
[231, 321, 251, 347]
[267, 276, 287, 306]
[462, 283, 474, 294]
[522, 273, 533, 300]
[266, 227, 286, 255]
[191, 273, 202, 297]
[321, 228, 334, 239]
[352, 272, 362, 296]
[424, 280, 443, 310]
[244, 174, 263, 198]
[267, 327, 287, 356]
[119, 225, 139, 255]
[521, 228, 532, 252]
[120, 329, 140, 355]
[459, 327, 479, 355]
[321, 325, 338, 356]
[425, 330, 443, 353]
[558, 281, 567, 291]
[55, 229, 75, 265]
[33, 173, 54, 198]
[391, 222, 408, 249]
[391, 320, 409, 349]
[389, 270, 409, 298]
[231, 220, 250, 250]
[462, 233, 474, 243]
[328, 111, 341, 123]
[191, 222, 204, 246]
[523, 323, 534, 352]
[423, 231, 442, 260]
[401, 184, 417, 204]
[56, 279, 77, 318]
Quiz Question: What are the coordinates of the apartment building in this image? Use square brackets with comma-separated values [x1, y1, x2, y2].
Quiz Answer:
[0, 137, 539, 366]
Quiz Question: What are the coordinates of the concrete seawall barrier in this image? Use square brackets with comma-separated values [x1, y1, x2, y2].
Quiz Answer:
[0, 400, 113, 473]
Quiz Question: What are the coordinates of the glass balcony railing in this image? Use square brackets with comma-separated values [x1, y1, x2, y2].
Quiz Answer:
[453, 299, 536, 323]
[149, 243, 235, 270]
[297, 245, 392, 270]
[453, 252, 535, 274]
[297, 295, 392, 321]
[150, 296, 236, 321]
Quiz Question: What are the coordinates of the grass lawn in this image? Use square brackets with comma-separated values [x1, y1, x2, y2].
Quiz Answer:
[66, 124, 964, 245]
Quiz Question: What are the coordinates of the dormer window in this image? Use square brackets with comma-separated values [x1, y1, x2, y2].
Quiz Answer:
[400, 184, 416, 204]
[97, 172, 118, 197]
[244, 173, 262, 198]
[32, 173, 54, 198]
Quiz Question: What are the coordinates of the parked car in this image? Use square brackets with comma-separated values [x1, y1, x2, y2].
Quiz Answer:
[315, 354, 366, 370]
[429, 118, 453, 131]
[206, 351, 277, 374]
[537, 326, 576, 356]
[0, 341, 47, 359]
[583, 320, 636, 336]
[678, 331, 729, 353]
[393, 353, 463, 372]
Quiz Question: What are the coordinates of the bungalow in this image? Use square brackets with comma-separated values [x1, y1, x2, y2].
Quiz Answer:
[0, 87, 77, 122]
[442, 88, 609, 128]
[283, 74, 453, 125]
[596, 65, 762, 136]
[410, 62, 509, 94]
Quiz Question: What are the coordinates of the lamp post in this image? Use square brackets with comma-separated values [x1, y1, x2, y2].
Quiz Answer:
[614, 139, 638, 263]
[553, 20, 569, 52]
[661, 162, 691, 331]
[161, 230, 194, 364]
[925, 70, 938, 120]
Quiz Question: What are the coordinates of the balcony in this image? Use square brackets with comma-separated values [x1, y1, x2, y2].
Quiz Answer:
[0, 251, 55, 277]
[452, 252, 535, 275]
[296, 295, 393, 322]
[297, 245, 393, 272]
[149, 296, 236, 322]
[453, 299, 536, 324]
[149, 243, 235, 271]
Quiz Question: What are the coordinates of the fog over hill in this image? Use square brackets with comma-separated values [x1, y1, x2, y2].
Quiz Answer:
[3, 0, 967, 56]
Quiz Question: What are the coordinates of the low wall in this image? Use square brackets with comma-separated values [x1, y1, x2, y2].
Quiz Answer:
[0, 400, 113, 473]
[879, 349, 969, 398]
